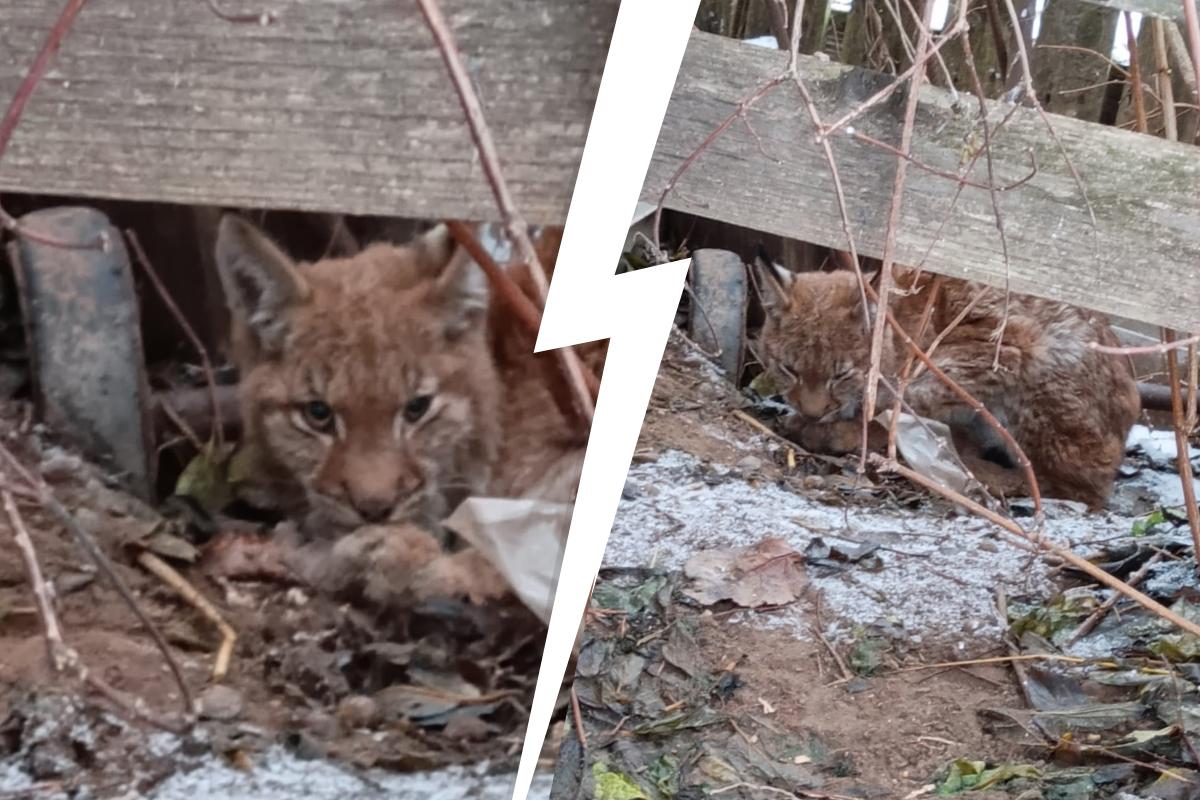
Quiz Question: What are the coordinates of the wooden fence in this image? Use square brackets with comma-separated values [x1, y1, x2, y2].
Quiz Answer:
[0, 0, 620, 224]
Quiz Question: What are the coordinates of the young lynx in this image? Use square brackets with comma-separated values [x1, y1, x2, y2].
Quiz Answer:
[758, 265, 1140, 509]
[214, 216, 588, 603]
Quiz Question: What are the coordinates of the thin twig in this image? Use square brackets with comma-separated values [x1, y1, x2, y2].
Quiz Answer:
[812, 623, 853, 682]
[1089, 334, 1200, 355]
[0, 0, 105, 251]
[0, 444, 195, 715]
[137, 551, 237, 683]
[1126, 12, 1149, 134]
[1067, 552, 1163, 645]
[874, 456, 1200, 639]
[1162, 329, 1200, 557]
[4, 489, 65, 669]
[4, 490, 191, 732]
[862, 0, 934, 461]
[125, 230, 224, 450]
[412, 0, 595, 425]
[652, 76, 789, 250]
[569, 685, 587, 750]
[845, 130, 1038, 192]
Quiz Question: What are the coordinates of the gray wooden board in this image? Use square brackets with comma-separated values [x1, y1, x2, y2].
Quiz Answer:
[645, 32, 1200, 332]
[0, 0, 619, 223]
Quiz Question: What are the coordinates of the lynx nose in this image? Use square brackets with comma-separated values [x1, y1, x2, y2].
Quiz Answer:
[792, 386, 833, 419]
[348, 492, 396, 524]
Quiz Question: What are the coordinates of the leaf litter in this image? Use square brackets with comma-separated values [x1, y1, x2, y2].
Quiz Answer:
[0, 406, 560, 799]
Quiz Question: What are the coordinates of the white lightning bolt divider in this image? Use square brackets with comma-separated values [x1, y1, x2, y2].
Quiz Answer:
[509, 2, 700, 798]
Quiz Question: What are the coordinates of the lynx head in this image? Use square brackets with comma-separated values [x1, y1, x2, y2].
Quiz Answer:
[215, 215, 500, 533]
[757, 263, 878, 423]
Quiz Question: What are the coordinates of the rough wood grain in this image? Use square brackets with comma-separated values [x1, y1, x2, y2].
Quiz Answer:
[645, 31, 1200, 332]
[0, 0, 619, 223]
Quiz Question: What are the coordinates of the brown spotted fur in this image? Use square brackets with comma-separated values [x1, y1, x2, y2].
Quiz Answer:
[758, 266, 1140, 509]
[214, 216, 593, 605]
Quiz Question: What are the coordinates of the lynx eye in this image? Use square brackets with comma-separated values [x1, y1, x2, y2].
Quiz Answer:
[300, 399, 335, 432]
[832, 365, 854, 382]
[403, 394, 434, 423]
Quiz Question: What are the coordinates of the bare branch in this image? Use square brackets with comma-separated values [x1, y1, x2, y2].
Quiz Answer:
[412, 0, 596, 424]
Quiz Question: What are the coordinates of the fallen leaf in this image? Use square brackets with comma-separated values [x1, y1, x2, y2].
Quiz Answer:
[592, 762, 649, 800]
[175, 442, 235, 514]
[683, 537, 808, 608]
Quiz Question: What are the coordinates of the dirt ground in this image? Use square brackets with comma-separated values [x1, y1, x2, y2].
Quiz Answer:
[551, 331, 1200, 799]
[0, 402, 558, 798]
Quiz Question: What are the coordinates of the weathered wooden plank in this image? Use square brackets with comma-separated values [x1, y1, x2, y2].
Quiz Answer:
[0, 0, 619, 223]
[644, 31, 1200, 332]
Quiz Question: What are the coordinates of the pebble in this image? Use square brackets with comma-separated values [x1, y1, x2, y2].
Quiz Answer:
[336, 695, 379, 730]
[304, 710, 339, 740]
[39, 451, 83, 482]
[197, 684, 244, 721]
[736, 456, 763, 472]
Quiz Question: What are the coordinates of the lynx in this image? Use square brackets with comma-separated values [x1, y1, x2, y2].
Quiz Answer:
[757, 265, 1140, 509]
[214, 216, 590, 603]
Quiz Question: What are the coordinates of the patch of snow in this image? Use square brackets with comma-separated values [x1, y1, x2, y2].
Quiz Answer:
[144, 751, 552, 800]
[1127, 423, 1200, 469]
[742, 35, 778, 49]
[607, 449, 1164, 651]
[1124, 424, 1200, 507]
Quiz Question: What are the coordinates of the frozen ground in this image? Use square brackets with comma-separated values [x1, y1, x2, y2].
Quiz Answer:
[608, 339, 1199, 653]
[146, 751, 551, 800]
[0, 742, 551, 800]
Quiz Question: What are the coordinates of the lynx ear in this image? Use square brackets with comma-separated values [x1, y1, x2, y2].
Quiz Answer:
[214, 214, 310, 354]
[432, 241, 489, 339]
[753, 244, 795, 317]
[412, 223, 456, 272]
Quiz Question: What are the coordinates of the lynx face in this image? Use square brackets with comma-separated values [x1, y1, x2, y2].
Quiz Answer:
[758, 269, 875, 423]
[215, 216, 500, 534]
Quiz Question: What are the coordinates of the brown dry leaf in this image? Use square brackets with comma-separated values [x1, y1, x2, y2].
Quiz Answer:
[682, 537, 808, 608]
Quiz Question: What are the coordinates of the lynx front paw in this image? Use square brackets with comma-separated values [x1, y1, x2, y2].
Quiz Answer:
[783, 416, 865, 455]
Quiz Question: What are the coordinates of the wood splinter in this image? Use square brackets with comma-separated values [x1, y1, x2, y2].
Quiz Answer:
[137, 551, 237, 684]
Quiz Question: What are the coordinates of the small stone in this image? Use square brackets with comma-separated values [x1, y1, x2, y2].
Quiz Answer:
[71, 508, 103, 535]
[802, 475, 826, 490]
[621, 480, 641, 501]
[442, 716, 495, 741]
[39, 449, 82, 482]
[336, 695, 379, 730]
[304, 710, 338, 740]
[28, 742, 76, 779]
[197, 684, 243, 721]
[736, 456, 763, 472]
[284, 587, 309, 607]
[977, 541, 998, 554]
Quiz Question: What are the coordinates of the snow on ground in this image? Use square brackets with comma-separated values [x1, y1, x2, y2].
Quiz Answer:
[607, 428, 1195, 652]
[143, 751, 552, 800]
[0, 745, 553, 800]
